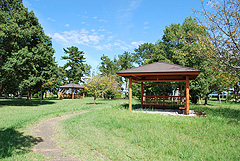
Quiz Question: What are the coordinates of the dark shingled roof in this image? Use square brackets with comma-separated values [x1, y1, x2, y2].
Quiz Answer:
[60, 83, 84, 89]
[117, 61, 201, 74]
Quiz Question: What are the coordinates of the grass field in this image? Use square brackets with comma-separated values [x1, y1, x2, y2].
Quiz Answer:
[0, 97, 239, 160]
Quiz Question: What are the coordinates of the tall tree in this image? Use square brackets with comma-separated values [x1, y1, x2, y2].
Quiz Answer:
[0, 0, 56, 99]
[99, 54, 118, 76]
[193, 0, 240, 78]
[133, 17, 219, 104]
[117, 51, 135, 99]
[61, 46, 91, 84]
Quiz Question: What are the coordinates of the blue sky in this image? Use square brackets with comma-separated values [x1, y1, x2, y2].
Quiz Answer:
[23, 0, 202, 70]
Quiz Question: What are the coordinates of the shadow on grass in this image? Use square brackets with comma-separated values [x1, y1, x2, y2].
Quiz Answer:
[86, 102, 104, 105]
[0, 99, 56, 107]
[0, 128, 42, 159]
[117, 103, 141, 110]
[192, 105, 240, 121]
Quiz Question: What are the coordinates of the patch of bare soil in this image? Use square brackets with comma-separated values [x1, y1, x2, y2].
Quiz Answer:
[31, 112, 86, 161]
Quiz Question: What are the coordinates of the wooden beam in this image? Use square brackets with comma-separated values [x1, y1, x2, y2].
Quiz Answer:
[144, 82, 185, 85]
[141, 82, 143, 108]
[141, 75, 186, 80]
[133, 80, 186, 83]
[129, 77, 132, 111]
[186, 76, 190, 115]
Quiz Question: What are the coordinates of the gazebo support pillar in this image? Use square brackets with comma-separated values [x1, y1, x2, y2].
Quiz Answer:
[186, 76, 190, 114]
[141, 82, 143, 108]
[72, 89, 75, 99]
[83, 88, 85, 99]
[129, 77, 132, 111]
[60, 91, 62, 99]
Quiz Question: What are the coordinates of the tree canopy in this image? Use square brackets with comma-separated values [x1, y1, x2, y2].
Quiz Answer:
[85, 74, 120, 104]
[0, 0, 56, 99]
[61, 46, 91, 84]
[194, 0, 240, 78]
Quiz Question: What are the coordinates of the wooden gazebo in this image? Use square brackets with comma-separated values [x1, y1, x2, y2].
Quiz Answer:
[60, 83, 85, 99]
[117, 62, 200, 114]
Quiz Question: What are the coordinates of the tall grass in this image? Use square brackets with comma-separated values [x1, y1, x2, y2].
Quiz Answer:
[58, 100, 240, 160]
[0, 97, 239, 160]
[0, 97, 115, 160]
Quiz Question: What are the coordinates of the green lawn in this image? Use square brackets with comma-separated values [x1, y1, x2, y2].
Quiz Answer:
[0, 97, 120, 160]
[0, 97, 239, 160]
[58, 99, 240, 160]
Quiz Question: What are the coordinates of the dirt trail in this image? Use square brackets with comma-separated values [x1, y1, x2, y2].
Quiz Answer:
[31, 112, 86, 161]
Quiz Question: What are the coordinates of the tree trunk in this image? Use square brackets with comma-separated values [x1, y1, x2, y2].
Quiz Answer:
[198, 96, 201, 104]
[218, 94, 221, 104]
[27, 92, 30, 100]
[45, 91, 47, 98]
[18, 88, 21, 99]
[94, 96, 96, 104]
[30, 91, 32, 100]
[204, 94, 208, 105]
[4, 91, 8, 99]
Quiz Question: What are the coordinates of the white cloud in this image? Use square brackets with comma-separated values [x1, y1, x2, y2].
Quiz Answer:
[93, 16, 98, 19]
[94, 43, 112, 50]
[144, 26, 150, 29]
[99, 19, 107, 23]
[131, 41, 144, 47]
[47, 17, 56, 22]
[52, 33, 68, 43]
[116, 0, 141, 26]
[144, 21, 149, 25]
[51, 29, 104, 46]
[80, 28, 89, 34]
[108, 36, 113, 40]
[98, 28, 105, 32]
[65, 24, 70, 27]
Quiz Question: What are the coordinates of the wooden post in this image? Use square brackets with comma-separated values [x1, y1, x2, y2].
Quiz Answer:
[129, 77, 132, 111]
[141, 82, 143, 108]
[163, 94, 165, 107]
[83, 88, 85, 99]
[71, 89, 74, 99]
[186, 76, 190, 114]
[60, 91, 62, 99]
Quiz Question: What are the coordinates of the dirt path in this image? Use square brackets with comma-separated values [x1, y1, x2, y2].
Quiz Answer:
[31, 112, 86, 161]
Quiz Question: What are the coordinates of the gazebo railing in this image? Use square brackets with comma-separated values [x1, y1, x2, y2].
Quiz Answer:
[60, 94, 83, 99]
[143, 95, 186, 108]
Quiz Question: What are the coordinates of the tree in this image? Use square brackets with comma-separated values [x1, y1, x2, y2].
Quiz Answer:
[85, 74, 120, 104]
[42, 65, 63, 99]
[0, 0, 56, 99]
[193, 0, 240, 78]
[162, 17, 221, 104]
[61, 46, 91, 84]
[99, 54, 118, 76]
[132, 17, 219, 104]
[117, 51, 135, 99]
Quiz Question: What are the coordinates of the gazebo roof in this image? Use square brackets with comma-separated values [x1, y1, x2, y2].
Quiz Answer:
[117, 61, 200, 74]
[117, 61, 201, 81]
[60, 83, 84, 89]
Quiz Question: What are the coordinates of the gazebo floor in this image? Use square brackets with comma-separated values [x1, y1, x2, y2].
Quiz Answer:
[142, 105, 186, 114]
